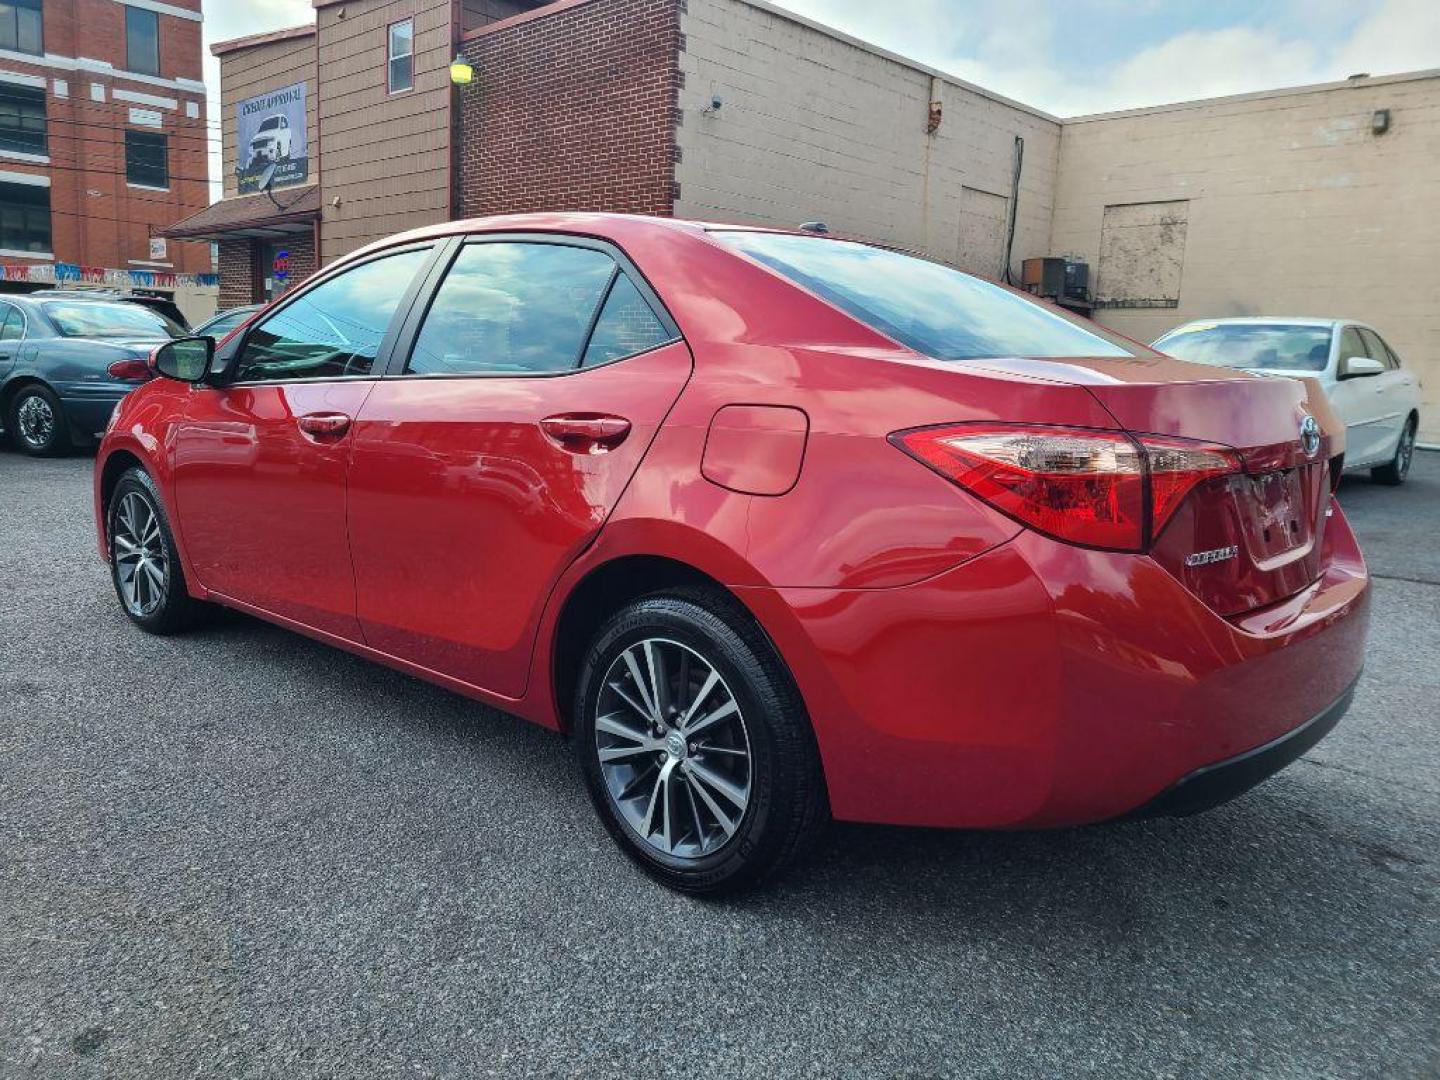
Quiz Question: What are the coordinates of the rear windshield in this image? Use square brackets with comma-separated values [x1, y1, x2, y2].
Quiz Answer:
[714, 231, 1138, 361]
[43, 301, 182, 340]
[1154, 323, 1333, 371]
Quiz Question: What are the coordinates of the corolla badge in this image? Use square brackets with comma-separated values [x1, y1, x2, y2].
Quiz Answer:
[1300, 414, 1322, 458]
[1185, 545, 1239, 568]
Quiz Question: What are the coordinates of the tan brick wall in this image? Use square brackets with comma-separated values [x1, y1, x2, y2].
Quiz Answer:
[674, 0, 1061, 278]
[1051, 71, 1440, 442]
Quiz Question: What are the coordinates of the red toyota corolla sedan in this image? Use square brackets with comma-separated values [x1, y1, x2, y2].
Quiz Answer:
[94, 214, 1370, 893]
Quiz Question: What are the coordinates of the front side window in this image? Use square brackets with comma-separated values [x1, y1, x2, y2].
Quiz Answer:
[388, 19, 413, 93]
[125, 130, 168, 188]
[406, 242, 618, 376]
[1337, 326, 1367, 364]
[233, 247, 431, 383]
[716, 231, 1138, 362]
[0, 83, 46, 156]
[1356, 328, 1397, 370]
[125, 6, 160, 76]
[0, 0, 43, 55]
[0, 180, 50, 253]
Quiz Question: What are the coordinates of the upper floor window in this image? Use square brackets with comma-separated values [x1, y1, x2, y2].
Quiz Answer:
[0, 0, 43, 56]
[0, 83, 46, 157]
[388, 19, 413, 93]
[125, 6, 159, 76]
[125, 129, 168, 189]
[0, 179, 51, 254]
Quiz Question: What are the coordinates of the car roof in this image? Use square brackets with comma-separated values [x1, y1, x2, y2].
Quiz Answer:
[333, 212, 816, 269]
[1163, 317, 1360, 331]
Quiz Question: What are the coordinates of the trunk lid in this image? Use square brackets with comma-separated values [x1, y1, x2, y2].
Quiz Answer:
[968, 356, 1335, 616]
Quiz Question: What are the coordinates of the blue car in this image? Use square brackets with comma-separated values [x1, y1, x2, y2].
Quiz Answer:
[0, 293, 184, 455]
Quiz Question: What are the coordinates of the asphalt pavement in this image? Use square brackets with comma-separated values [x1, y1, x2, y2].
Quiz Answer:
[1, 448, 1437, 1079]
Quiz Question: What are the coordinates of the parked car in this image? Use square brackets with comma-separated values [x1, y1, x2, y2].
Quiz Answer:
[194, 304, 262, 341]
[248, 115, 293, 166]
[1, 293, 182, 455]
[1153, 317, 1422, 484]
[94, 215, 1370, 893]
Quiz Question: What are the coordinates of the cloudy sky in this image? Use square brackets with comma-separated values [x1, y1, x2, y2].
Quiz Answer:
[202, 0, 1439, 187]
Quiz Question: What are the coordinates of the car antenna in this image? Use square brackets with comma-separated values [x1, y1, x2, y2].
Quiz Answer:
[799, 221, 829, 234]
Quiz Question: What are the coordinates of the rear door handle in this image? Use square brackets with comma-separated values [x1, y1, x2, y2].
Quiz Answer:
[540, 413, 632, 454]
[297, 412, 352, 438]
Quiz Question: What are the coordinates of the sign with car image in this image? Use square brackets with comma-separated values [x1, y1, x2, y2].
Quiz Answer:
[236, 82, 308, 195]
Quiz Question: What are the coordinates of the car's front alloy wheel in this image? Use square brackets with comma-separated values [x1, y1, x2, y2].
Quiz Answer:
[575, 589, 827, 894]
[107, 467, 206, 634]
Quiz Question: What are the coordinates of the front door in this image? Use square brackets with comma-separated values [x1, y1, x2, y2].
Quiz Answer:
[1330, 325, 1389, 465]
[346, 237, 691, 698]
[171, 244, 435, 639]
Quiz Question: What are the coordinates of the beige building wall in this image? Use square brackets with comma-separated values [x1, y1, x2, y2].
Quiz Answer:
[675, 0, 1061, 279]
[314, 0, 455, 262]
[1051, 70, 1440, 442]
[218, 30, 319, 200]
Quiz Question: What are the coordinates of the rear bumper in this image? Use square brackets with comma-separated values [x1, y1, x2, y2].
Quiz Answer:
[737, 503, 1371, 830]
[60, 387, 131, 442]
[1124, 673, 1357, 819]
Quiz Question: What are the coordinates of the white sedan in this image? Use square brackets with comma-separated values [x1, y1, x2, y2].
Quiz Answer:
[1153, 317, 1422, 485]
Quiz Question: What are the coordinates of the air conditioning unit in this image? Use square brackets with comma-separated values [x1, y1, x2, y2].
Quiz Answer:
[1022, 257, 1089, 303]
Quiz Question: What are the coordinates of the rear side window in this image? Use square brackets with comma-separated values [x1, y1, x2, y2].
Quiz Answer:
[0, 303, 22, 340]
[407, 242, 619, 376]
[232, 247, 431, 383]
[582, 274, 673, 366]
[715, 231, 1137, 361]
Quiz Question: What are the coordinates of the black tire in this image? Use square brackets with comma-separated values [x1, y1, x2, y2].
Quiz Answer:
[106, 467, 207, 635]
[8, 383, 70, 456]
[1372, 416, 1417, 486]
[573, 588, 828, 895]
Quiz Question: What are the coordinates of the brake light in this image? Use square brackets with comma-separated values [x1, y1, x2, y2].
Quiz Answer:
[107, 358, 153, 382]
[891, 424, 1240, 552]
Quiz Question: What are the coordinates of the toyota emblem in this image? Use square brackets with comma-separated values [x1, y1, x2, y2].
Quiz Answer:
[1300, 415, 1322, 458]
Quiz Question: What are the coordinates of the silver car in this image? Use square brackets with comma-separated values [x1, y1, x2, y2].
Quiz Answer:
[1154, 317, 1422, 485]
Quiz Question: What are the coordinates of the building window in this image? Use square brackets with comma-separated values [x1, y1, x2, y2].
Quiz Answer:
[0, 0, 44, 55]
[0, 180, 51, 253]
[388, 19, 413, 93]
[125, 6, 160, 76]
[125, 129, 168, 188]
[0, 83, 46, 156]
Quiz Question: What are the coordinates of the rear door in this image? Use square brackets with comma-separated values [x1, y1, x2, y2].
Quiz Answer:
[346, 234, 691, 698]
[172, 243, 437, 639]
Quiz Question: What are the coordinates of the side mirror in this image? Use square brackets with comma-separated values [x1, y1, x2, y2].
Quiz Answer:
[1339, 355, 1384, 380]
[151, 337, 215, 383]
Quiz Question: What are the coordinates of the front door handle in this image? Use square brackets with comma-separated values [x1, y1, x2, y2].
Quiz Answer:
[297, 412, 352, 438]
[540, 414, 632, 454]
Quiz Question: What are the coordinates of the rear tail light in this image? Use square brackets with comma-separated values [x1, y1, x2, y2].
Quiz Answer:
[107, 357, 153, 382]
[891, 423, 1240, 552]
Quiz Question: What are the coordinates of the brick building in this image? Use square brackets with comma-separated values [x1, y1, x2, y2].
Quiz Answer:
[0, 0, 215, 322]
[175, 0, 1437, 439]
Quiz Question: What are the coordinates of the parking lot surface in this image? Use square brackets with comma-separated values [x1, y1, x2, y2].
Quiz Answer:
[2, 449, 1437, 1079]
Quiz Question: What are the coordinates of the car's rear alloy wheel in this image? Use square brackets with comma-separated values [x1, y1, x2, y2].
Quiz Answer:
[595, 638, 753, 859]
[107, 468, 205, 634]
[1373, 418, 1417, 486]
[9, 385, 70, 456]
[575, 590, 828, 894]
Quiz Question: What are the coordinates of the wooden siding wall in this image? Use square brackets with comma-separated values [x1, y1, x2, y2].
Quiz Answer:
[315, 0, 455, 262]
[219, 33, 319, 199]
